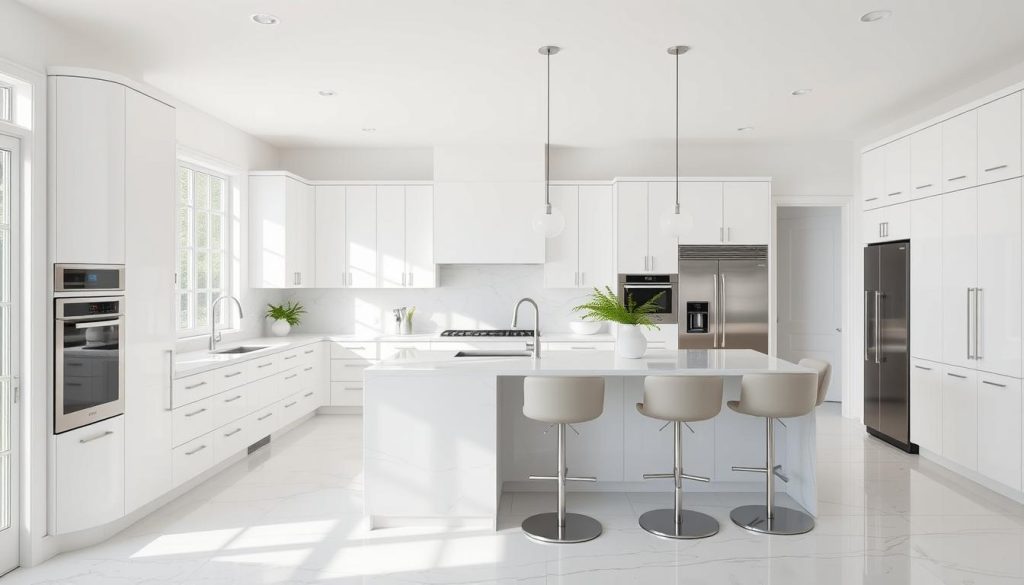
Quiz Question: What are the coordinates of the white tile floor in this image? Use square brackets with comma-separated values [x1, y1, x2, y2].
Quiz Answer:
[7, 404, 1024, 584]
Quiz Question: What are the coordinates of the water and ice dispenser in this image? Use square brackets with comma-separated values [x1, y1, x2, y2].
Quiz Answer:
[686, 302, 709, 333]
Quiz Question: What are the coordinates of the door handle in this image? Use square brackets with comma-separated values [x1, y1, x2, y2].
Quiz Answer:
[719, 227, 724, 243]
[402, 272, 407, 287]
[981, 380, 1007, 388]
[874, 291, 882, 364]
[579, 272, 584, 286]
[79, 430, 114, 444]
[966, 288, 974, 360]
[913, 364, 933, 371]
[947, 372, 967, 379]
[719, 273, 727, 348]
[975, 288, 983, 360]
[984, 164, 1008, 173]
[713, 273, 719, 349]
[408, 272, 414, 287]
[166, 350, 175, 411]
[863, 290, 870, 362]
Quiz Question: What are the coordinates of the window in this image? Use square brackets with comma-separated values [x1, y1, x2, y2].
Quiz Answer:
[177, 163, 230, 337]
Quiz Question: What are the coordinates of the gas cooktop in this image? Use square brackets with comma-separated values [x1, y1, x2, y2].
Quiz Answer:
[440, 329, 535, 337]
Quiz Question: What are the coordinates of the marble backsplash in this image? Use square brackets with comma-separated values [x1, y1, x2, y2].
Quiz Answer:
[279, 265, 609, 335]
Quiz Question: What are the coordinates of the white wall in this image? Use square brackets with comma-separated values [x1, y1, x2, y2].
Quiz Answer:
[277, 146, 432, 180]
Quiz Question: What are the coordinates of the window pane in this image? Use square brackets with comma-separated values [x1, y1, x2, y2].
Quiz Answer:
[196, 210, 209, 248]
[178, 167, 192, 206]
[211, 177, 224, 212]
[0, 231, 7, 302]
[177, 249, 190, 290]
[196, 292, 208, 328]
[195, 172, 209, 210]
[210, 251, 223, 290]
[177, 205, 191, 252]
[196, 250, 208, 289]
[178, 293, 190, 329]
[212, 290, 227, 326]
[210, 212, 222, 250]
[0, 149, 8, 225]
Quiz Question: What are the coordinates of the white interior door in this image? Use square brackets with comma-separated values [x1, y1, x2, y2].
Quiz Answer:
[0, 134, 20, 574]
[777, 206, 842, 402]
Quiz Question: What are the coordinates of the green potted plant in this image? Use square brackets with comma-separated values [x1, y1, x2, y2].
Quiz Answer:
[266, 301, 306, 337]
[572, 286, 663, 358]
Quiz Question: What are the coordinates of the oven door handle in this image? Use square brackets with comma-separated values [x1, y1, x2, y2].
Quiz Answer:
[72, 319, 122, 329]
[623, 284, 671, 289]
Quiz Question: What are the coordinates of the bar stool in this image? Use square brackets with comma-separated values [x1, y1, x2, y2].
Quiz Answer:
[521, 376, 605, 544]
[728, 372, 818, 535]
[799, 358, 833, 406]
[636, 375, 724, 539]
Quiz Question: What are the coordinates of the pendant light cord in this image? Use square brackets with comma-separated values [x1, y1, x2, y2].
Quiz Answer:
[545, 50, 551, 215]
[674, 50, 680, 214]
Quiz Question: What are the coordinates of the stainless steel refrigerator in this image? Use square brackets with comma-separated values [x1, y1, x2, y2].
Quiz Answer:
[677, 246, 769, 353]
[863, 241, 916, 453]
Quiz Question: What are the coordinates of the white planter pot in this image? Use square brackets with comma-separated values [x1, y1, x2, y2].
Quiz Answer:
[270, 320, 291, 337]
[615, 324, 647, 359]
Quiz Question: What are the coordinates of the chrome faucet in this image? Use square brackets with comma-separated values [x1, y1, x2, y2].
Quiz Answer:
[210, 295, 244, 351]
[511, 297, 541, 358]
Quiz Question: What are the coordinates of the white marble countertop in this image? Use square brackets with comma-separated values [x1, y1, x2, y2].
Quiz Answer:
[328, 332, 615, 343]
[364, 348, 812, 377]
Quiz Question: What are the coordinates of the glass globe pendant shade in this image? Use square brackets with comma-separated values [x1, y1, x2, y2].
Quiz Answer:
[660, 209, 694, 237]
[533, 205, 566, 238]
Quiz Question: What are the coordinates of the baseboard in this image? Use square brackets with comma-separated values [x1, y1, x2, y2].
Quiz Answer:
[918, 447, 1024, 505]
[317, 405, 362, 415]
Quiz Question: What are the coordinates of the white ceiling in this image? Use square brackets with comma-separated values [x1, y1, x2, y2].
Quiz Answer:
[17, 0, 1024, 148]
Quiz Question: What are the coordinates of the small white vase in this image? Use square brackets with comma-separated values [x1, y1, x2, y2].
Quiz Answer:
[271, 320, 291, 337]
[615, 324, 647, 359]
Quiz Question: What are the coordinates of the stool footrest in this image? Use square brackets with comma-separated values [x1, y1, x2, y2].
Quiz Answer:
[731, 465, 767, 474]
[642, 471, 710, 483]
[730, 465, 788, 483]
[528, 474, 597, 482]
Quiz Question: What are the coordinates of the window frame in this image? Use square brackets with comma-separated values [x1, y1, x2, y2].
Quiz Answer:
[176, 161, 233, 339]
[0, 83, 12, 124]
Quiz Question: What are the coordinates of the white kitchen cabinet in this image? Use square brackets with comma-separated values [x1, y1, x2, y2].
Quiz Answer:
[314, 185, 347, 287]
[172, 433, 216, 487]
[53, 417, 125, 534]
[976, 178, 1022, 377]
[723, 181, 770, 244]
[346, 185, 378, 288]
[676, 181, 723, 246]
[377, 186, 406, 288]
[249, 174, 316, 288]
[646, 181, 679, 273]
[616, 182, 649, 273]
[910, 360, 942, 454]
[405, 185, 436, 288]
[941, 188, 978, 368]
[331, 382, 364, 406]
[862, 202, 910, 244]
[977, 91, 1022, 185]
[883, 137, 911, 205]
[910, 195, 943, 362]
[977, 372, 1022, 490]
[543, 186, 580, 288]
[52, 75, 126, 264]
[861, 147, 885, 210]
[123, 88, 177, 514]
[910, 125, 943, 200]
[941, 365, 978, 471]
[942, 110, 978, 192]
[544, 185, 613, 288]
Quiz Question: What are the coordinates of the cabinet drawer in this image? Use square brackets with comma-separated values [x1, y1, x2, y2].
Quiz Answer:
[941, 365, 978, 471]
[379, 342, 430, 359]
[53, 416, 125, 534]
[279, 348, 304, 368]
[213, 362, 251, 394]
[212, 387, 251, 428]
[977, 373, 1022, 490]
[172, 433, 216, 486]
[543, 342, 614, 352]
[298, 386, 322, 413]
[280, 393, 304, 425]
[331, 382, 363, 406]
[249, 355, 281, 379]
[432, 341, 528, 352]
[213, 419, 252, 461]
[910, 360, 942, 454]
[331, 360, 371, 382]
[279, 369, 302, 403]
[172, 370, 217, 408]
[252, 404, 278, 441]
[330, 342, 378, 361]
[172, 395, 216, 447]
[299, 343, 323, 365]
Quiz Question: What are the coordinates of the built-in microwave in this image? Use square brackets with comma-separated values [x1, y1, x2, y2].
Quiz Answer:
[618, 273, 678, 324]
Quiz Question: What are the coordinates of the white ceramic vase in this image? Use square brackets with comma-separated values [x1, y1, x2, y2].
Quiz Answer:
[271, 320, 291, 337]
[615, 324, 647, 359]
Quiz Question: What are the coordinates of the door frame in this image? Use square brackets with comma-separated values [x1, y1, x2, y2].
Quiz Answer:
[771, 195, 855, 418]
[0, 130, 21, 575]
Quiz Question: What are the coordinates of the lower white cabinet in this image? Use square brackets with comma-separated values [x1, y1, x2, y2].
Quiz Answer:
[863, 203, 910, 244]
[172, 395, 216, 447]
[214, 419, 252, 460]
[172, 433, 216, 487]
[331, 382, 364, 406]
[977, 373, 1022, 490]
[940, 365, 978, 471]
[910, 360, 942, 455]
[53, 417, 125, 534]
[543, 341, 615, 352]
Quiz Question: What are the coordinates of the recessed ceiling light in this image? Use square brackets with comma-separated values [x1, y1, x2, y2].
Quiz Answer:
[318, 90, 336, 97]
[251, 13, 279, 25]
[860, 10, 892, 23]
[737, 126, 754, 132]
[362, 128, 376, 133]
[791, 88, 813, 96]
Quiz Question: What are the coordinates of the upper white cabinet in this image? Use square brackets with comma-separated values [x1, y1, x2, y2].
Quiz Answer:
[544, 184, 613, 288]
[404, 186, 436, 288]
[616, 182, 679, 274]
[861, 147, 885, 209]
[977, 92, 1022, 185]
[51, 76, 126, 264]
[883, 137, 911, 206]
[863, 202, 910, 244]
[722, 182, 771, 244]
[249, 175, 315, 288]
[646, 182, 680, 272]
[910, 125, 943, 200]
[675, 182, 723, 245]
[941, 110, 978, 192]
[344, 186, 377, 288]
[314, 185, 347, 287]
[377, 185, 436, 288]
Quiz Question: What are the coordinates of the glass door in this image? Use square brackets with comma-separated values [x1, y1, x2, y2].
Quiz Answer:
[0, 133, 20, 574]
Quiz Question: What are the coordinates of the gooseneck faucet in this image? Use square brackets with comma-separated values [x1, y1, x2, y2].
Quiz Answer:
[511, 297, 541, 358]
[210, 295, 245, 351]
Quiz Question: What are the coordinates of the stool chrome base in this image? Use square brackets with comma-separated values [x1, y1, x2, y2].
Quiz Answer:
[730, 504, 814, 535]
[522, 512, 602, 544]
[639, 508, 719, 540]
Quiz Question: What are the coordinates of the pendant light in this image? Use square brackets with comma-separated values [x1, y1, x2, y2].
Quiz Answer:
[532, 45, 566, 238]
[660, 45, 694, 237]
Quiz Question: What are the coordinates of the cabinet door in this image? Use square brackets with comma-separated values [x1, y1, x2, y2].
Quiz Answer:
[616, 182, 648, 273]
[977, 373, 1022, 490]
[883, 137, 911, 205]
[976, 178, 1022, 377]
[377, 186, 406, 288]
[124, 89, 176, 513]
[940, 366, 978, 471]
[676, 181, 724, 246]
[723, 182, 770, 244]
[53, 76, 126, 264]
[285, 178, 315, 288]
[978, 92, 1022, 185]
[941, 188, 978, 368]
[577, 185, 615, 288]
[910, 125, 943, 200]
[249, 175, 287, 288]
[314, 186, 347, 287]
[345, 186, 377, 288]
[543, 186, 579, 288]
[405, 185, 435, 288]
[910, 360, 942, 454]
[647, 182, 679, 272]
[861, 147, 885, 209]
[942, 110, 978, 191]
[910, 196, 943, 361]
[862, 208, 885, 244]
[54, 417, 125, 534]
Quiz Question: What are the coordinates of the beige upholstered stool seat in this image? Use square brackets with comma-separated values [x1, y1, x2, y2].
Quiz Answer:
[799, 358, 833, 406]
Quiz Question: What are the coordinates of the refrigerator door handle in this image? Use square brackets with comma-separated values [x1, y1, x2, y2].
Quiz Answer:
[720, 273, 727, 348]
[863, 290, 871, 362]
[712, 273, 719, 349]
[874, 291, 882, 364]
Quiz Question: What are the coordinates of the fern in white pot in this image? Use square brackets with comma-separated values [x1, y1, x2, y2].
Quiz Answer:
[571, 287, 663, 358]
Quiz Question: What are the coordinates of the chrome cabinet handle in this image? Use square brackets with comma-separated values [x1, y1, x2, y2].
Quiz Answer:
[224, 395, 242, 403]
[915, 184, 933, 190]
[185, 444, 207, 456]
[874, 291, 882, 364]
[966, 288, 974, 360]
[304, 391, 314, 398]
[284, 355, 297, 360]
[975, 288, 983, 359]
[257, 413, 273, 421]
[80, 430, 114, 444]
[947, 372, 967, 379]
[304, 349, 315, 354]
[887, 191, 902, 197]
[293, 272, 301, 286]
[167, 350, 175, 410]
[402, 272, 407, 287]
[285, 373, 298, 380]
[913, 364, 933, 371]
[343, 364, 364, 368]
[579, 272, 584, 285]
[570, 346, 596, 350]
[285, 401, 297, 408]
[719, 227, 725, 242]
[948, 175, 967, 181]
[865, 197, 879, 202]
[185, 381, 207, 390]
[984, 164, 1008, 172]
[342, 346, 365, 350]
[257, 362, 273, 368]
[304, 366, 313, 372]
[184, 407, 207, 417]
[224, 371, 243, 378]
[574, 272, 578, 287]
[408, 272, 414, 287]
[982, 380, 1007, 388]
[224, 428, 242, 437]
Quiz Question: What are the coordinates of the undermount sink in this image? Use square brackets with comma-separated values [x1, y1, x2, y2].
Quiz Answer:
[212, 345, 268, 355]
[454, 350, 533, 358]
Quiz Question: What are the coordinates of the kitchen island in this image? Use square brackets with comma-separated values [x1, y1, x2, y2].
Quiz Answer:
[363, 349, 817, 529]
